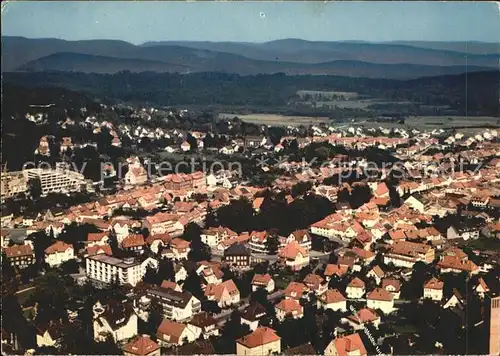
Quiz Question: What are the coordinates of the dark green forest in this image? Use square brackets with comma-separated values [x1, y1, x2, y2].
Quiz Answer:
[3, 70, 499, 116]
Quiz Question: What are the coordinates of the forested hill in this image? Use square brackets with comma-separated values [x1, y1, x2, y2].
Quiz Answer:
[3, 70, 499, 116]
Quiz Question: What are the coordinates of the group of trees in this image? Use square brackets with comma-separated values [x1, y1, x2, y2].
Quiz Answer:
[208, 194, 335, 236]
[5, 70, 498, 116]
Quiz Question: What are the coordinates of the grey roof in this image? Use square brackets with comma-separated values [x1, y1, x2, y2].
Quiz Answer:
[224, 243, 250, 257]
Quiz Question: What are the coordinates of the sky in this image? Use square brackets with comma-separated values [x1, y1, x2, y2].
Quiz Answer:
[2, 1, 499, 44]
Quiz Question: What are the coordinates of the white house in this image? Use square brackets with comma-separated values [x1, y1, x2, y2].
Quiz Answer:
[275, 298, 304, 321]
[93, 300, 138, 343]
[236, 327, 281, 356]
[324, 333, 367, 356]
[366, 288, 395, 314]
[346, 277, 366, 299]
[423, 277, 444, 301]
[44, 241, 74, 267]
[251, 274, 275, 293]
[156, 319, 196, 347]
[186, 312, 219, 339]
[204, 279, 240, 308]
[318, 289, 347, 312]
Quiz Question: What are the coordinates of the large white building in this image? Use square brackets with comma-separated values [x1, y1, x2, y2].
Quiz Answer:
[23, 168, 86, 196]
[86, 254, 158, 287]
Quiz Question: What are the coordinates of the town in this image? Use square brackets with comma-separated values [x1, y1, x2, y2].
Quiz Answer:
[1, 99, 499, 356]
[2, 2, 499, 356]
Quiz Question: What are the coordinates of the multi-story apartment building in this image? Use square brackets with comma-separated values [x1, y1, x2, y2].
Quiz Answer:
[163, 172, 206, 191]
[3, 243, 36, 268]
[23, 168, 86, 196]
[145, 287, 201, 321]
[86, 254, 158, 286]
[1, 171, 28, 202]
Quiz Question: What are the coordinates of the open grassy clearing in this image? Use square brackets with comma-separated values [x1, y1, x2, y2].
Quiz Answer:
[219, 113, 331, 126]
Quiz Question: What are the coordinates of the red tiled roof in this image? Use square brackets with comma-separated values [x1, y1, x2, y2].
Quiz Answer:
[319, 289, 346, 304]
[367, 288, 393, 302]
[122, 335, 160, 356]
[122, 234, 145, 248]
[424, 277, 444, 290]
[237, 327, 280, 348]
[45, 241, 73, 254]
[329, 333, 367, 356]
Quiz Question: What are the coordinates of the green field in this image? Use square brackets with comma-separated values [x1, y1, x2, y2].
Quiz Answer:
[219, 113, 331, 126]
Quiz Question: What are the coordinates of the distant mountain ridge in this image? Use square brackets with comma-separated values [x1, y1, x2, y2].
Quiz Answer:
[2, 36, 499, 78]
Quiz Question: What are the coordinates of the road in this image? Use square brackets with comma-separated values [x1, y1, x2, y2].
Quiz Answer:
[214, 290, 285, 325]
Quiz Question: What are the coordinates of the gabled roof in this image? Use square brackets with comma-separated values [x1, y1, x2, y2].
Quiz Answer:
[241, 303, 267, 321]
[157, 319, 186, 343]
[348, 277, 365, 289]
[324, 264, 349, 278]
[275, 298, 303, 314]
[236, 327, 281, 348]
[327, 333, 367, 356]
[188, 312, 217, 328]
[424, 277, 444, 290]
[319, 289, 346, 304]
[45, 241, 73, 254]
[367, 288, 394, 302]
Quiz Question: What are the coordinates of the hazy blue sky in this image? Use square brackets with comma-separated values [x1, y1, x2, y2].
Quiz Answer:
[2, 1, 499, 44]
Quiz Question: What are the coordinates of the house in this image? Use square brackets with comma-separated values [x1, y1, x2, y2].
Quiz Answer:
[146, 287, 201, 321]
[146, 234, 171, 254]
[201, 226, 237, 247]
[284, 230, 312, 251]
[223, 243, 251, 268]
[3, 243, 35, 268]
[275, 298, 304, 321]
[92, 300, 138, 343]
[241, 303, 268, 331]
[122, 335, 161, 356]
[443, 289, 465, 309]
[143, 213, 183, 236]
[35, 320, 64, 348]
[324, 333, 367, 356]
[156, 319, 196, 347]
[186, 312, 219, 339]
[404, 195, 426, 213]
[303, 274, 328, 295]
[86, 244, 113, 257]
[236, 327, 281, 356]
[475, 277, 490, 298]
[437, 254, 479, 275]
[284, 281, 308, 300]
[125, 166, 148, 186]
[278, 241, 310, 271]
[44, 241, 74, 267]
[447, 225, 480, 241]
[251, 274, 275, 293]
[367, 265, 385, 285]
[180, 141, 191, 152]
[341, 308, 381, 331]
[423, 277, 444, 301]
[318, 289, 347, 312]
[381, 278, 401, 299]
[122, 234, 146, 253]
[205, 279, 240, 308]
[170, 238, 191, 260]
[366, 288, 394, 314]
[374, 182, 389, 198]
[324, 264, 349, 281]
[87, 232, 109, 247]
[346, 277, 365, 299]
